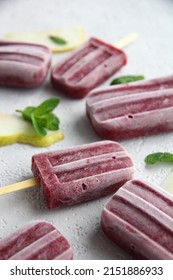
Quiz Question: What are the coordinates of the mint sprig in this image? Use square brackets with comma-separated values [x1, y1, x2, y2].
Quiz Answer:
[16, 98, 60, 137]
[145, 152, 173, 165]
[110, 75, 145, 85]
[49, 35, 67, 45]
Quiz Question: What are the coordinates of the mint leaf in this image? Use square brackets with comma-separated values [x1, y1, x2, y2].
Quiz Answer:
[46, 115, 60, 130]
[145, 152, 173, 165]
[16, 97, 61, 137]
[31, 114, 47, 137]
[110, 75, 145, 85]
[16, 106, 35, 122]
[37, 113, 60, 131]
[49, 35, 67, 45]
[34, 98, 60, 117]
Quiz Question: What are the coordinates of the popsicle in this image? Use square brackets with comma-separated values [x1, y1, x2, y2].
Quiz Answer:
[51, 33, 138, 99]
[0, 41, 51, 87]
[101, 179, 173, 260]
[0, 141, 134, 209]
[0, 221, 73, 260]
[86, 75, 173, 140]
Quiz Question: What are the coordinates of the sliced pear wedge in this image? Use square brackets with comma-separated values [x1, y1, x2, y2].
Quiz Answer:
[4, 27, 86, 53]
[161, 170, 173, 194]
[0, 113, 64, 147]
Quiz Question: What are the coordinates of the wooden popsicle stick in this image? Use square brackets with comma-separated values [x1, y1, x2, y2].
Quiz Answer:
[114, 32, 138, 49]
[0, 178, 38, 196]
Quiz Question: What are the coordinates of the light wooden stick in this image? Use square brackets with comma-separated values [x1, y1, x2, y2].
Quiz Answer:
[0, 178, 38, 196]
[0, 33, 138, 197]
[114, 32, 138, 49]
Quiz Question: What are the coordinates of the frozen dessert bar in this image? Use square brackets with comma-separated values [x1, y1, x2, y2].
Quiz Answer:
[86, 75, 173, 140]
[0, 221, 73, 260]
[101, 179, 173, 259]
[32, 140, 134, 209]
[0, 41, 51, 87]
[51, 37, 127, 99]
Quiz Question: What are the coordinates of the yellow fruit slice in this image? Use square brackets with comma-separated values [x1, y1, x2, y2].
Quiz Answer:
[4, 27, 86, 53]
[0, 113, 64, 147]
[161, 171, 173, 194]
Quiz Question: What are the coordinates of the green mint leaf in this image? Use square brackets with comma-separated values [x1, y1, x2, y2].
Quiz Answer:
[16, 106, 35, 122]
[34, 98, 60, 117]
[37, 113, 60, 131]
[31, 114, 47, 137]
[46, 114, 60, 131]
[49, 35, 67, 45]
[16, 97, 61, 137]
[145, 152, 173, 165]
[110, 75, 145, 85]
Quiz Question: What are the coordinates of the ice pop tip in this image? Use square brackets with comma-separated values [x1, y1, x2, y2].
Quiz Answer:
[114, 32, 139, 49]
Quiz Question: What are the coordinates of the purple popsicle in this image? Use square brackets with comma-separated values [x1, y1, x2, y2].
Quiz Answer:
[0, 41, 51, 87]
[0, 221, 73, 260]
[101, 179, 173, 260]
[51, 37, 127, 99]
[32, 140, 134, 209]
[86, 75, 173, 140]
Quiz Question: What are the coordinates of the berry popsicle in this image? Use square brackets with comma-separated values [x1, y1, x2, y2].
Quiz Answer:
[101, 179, 173, 260]
[31, 140, 134, 208]
[0, 221, 73, 260]
[86, 75, 173, 140]
[0, 141, 134, 209]
[51, 33, 137, 99]
[0, 41, 51, 87]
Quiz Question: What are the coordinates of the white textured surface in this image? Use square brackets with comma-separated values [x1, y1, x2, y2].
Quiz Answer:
[0, 0, 173, 260]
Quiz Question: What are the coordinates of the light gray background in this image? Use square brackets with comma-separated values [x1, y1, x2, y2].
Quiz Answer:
[0, 0, 173, 259]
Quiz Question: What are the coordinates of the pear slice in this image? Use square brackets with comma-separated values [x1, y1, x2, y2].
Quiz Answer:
[161, 170, 173, 194]
[0, 113, 64, 147]
[4, 27, 86, 53]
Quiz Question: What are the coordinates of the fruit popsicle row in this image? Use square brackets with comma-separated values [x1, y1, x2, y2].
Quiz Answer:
[1, 33, 173, 260]
[0, 140, 173, 259]
[0, 33, 131, 92]
[2, 37, 173, 141]
[1, 179, 173, 260]
[0, 140, 133, 260]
